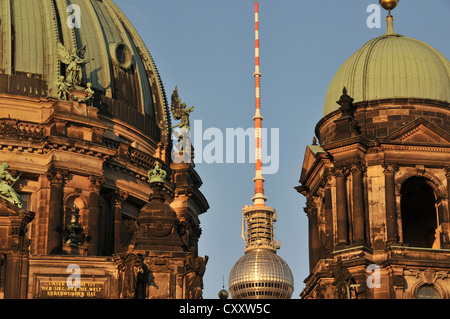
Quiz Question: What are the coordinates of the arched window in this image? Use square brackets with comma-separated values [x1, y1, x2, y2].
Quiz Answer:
[400, 177, 438, 248]
[416, 284, 441, 299]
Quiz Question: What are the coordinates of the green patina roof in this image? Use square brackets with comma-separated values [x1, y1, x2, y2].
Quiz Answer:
[323, 22, 450, 116]
[307, 144, 325, 155]
[0, 0, 163, 119]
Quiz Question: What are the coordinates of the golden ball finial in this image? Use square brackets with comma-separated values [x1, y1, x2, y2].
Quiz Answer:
[379, 0, 399, 11]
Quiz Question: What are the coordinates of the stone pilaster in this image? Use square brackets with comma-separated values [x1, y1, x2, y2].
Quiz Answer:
[88, 175, 106, 255]
[383, 163, 399, 245]
[112, 189, 128, 253]
[351, 161, 366, 244]
[46, 166, 68, 255]
[305, 197, 320, 272]
[332, 166, 350, 247]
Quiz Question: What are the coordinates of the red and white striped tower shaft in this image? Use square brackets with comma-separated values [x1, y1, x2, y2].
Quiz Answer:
[252, 1, 267, 207]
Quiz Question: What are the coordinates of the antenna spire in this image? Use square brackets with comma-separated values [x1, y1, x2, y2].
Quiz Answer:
[252, 1, 266, 207]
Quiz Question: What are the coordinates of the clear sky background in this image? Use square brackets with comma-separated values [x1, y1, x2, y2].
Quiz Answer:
[115, 0, 450, 299]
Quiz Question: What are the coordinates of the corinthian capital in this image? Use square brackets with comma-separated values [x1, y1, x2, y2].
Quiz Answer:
[350, 161, 366, 174]
[444, 166, 450, 178]
[382, 163, 399, 175]
[113, 189, 128, 206]
[331, 165, 350, 178]
[89, 175, 106, 191]
[46, 166, 69, 185]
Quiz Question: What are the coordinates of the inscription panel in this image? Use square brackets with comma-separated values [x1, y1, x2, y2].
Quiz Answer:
[36, 277, 108, 299]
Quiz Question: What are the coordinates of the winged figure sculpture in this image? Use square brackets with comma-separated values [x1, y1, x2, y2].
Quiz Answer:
[57, 42, 93, 86]
[171, 86, 194, 131]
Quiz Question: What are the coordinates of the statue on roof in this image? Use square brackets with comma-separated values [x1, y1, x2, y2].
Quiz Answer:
[170, 87, 194, 163]
[0, 162, 23, 209]
[54, 75, 72, 101]
[171, 86, 194, 131]
[57, 42, 93, 86]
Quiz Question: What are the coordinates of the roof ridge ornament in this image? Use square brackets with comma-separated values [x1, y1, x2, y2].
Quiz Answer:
[148, 162, 167, 184]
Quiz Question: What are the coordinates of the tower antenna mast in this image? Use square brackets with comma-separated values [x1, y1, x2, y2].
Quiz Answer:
[252, 1, 266, 207]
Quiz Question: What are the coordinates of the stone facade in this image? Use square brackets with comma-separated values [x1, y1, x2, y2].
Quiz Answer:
[0, 0, 209, 299]
[297, 93, 450, 299]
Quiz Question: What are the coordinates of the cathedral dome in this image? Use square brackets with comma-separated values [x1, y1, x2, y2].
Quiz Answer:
[323, 26, 450, 116]
[228, 249, 294, 299]
[0, 0, 169, 142]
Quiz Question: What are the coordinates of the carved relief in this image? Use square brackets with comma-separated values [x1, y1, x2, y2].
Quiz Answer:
[331, 165, 350, 178]
[113, 189, 128, 206]
[46, 166, 69, 185]
[88, 175, 106, 191]
[350, 161, 367, 174]
[331, 258, 359, 299]
[147, 256, 175, 273]
[382, 163, 399, 175]
[404, 268, 449, 284]
[117, 252, 148, 299]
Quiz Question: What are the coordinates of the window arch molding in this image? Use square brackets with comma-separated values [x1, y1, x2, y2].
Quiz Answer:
[395, 170, 446, 201]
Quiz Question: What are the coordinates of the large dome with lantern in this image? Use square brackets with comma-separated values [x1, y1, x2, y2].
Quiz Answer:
[0, 0, 170, 143]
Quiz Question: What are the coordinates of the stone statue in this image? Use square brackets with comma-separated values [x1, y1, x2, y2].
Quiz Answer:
[183, 247, 208, 299]
[82, 82, 95, 104]
[332, 257, 359, 299]
[65, 205, 82, 247]
[57, 42, 93, 86]
[0, 162, 23, 209]
[148, 162, 167, 184]
[170, 86, 194, 161]
[171, 86, 194, 131]
[54, 75, 71, 101]
[118, 253, 148, 299]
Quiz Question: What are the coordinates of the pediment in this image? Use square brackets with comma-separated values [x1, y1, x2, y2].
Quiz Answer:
[300, 144, 326, 183]
[384, 118, 450, 144]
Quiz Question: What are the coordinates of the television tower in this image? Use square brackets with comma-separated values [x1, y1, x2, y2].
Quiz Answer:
[228, 2, 294, 299]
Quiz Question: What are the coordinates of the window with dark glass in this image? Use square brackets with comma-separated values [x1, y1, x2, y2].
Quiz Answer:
[401, 177, 438, 248]
[18, 193, 31, 211]
[416, 284, 441, 299]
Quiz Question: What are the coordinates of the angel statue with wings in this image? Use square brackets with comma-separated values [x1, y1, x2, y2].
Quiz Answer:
[57, 42, 93, 86]
[171, 87, 194, 163]
[171, 86, 194, 131]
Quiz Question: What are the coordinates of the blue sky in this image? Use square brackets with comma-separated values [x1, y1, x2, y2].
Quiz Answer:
[115, 0, 450, 299]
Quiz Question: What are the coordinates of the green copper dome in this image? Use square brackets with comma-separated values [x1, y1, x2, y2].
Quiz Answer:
[323, 26, 450, 116]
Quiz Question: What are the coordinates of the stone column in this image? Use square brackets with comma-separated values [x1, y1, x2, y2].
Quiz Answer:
[441, 167, 450, 248]
[383, 163, 399, 245]
[4, 252, 20, 299]
[46, 167, 68, 255]
[305, 198, 320, 272]
[88, 175, 106, 256]
[324, 185, 334, 253]
[446, 167, 450, 206]
[333, 166, 349, 247]
[351, 162, 366, 244]
[113, 189, 128, 253]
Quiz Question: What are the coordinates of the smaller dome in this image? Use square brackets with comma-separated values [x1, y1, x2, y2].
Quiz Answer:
[132, 183, 184, 252]
[323, 31, 450, 116]
[228, 249, 294, 299]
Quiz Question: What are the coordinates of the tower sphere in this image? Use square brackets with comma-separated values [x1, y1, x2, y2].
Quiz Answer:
[229, 249, 294, 299]
[379, 0, 399, 11]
